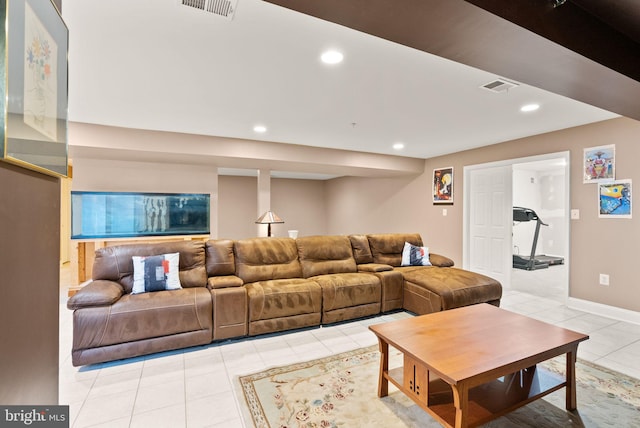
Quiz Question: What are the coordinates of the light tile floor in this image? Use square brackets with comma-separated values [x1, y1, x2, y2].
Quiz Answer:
[59, 266, 640, 428]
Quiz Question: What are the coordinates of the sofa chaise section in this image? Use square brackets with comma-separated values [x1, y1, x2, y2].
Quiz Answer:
[234, 237, 322, 336]
[366, 233, 502, 315]
[67, 241, 213, 367]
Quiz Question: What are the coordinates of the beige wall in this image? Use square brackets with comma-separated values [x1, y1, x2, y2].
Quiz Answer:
[69, 117, 640, 313]
[204, 176, 328, 239]
[272, 178, 327, 238]
[326, 117, 640, 313]
[72, 160, 329, 240]
[218, 176, 257, 239]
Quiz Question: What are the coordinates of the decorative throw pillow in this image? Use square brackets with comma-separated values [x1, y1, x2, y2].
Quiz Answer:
[132, 252, 182, 294]
[401, 242, 432, 266]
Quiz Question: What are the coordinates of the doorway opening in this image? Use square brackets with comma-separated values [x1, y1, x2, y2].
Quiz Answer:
[463, 151, 569, 303]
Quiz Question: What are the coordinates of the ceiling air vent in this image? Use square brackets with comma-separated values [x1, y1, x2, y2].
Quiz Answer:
[480, 78, 519, 93]
[180, 0, 238, 20]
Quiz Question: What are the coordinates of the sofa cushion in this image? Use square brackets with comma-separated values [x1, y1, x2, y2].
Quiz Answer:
[205, 239, 236, 276]
[297, 235, 357, 278]
[132, 252, 182, 294]
[349, 234, 374, 264]
[234, 238, 302, 283]
[313, 273, 381, 311]
[401, 267, 502, 311]
[401, 242, 432, 266]
[367, 233, 423, 266]
[245, 278, 322, 322]
[72, 287, 212, 349]
[92, 241, 207, 294]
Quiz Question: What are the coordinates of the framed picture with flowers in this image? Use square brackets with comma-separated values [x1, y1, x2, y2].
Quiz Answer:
[1, 0, 69, 177]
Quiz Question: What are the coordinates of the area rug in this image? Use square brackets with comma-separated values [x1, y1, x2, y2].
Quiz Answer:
[236, 346, 640, 428]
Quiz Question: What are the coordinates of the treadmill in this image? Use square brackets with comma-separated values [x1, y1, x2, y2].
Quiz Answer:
[512, 207, 564, 270]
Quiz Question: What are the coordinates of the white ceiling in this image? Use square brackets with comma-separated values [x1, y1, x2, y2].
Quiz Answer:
[62, 0, 618, 166]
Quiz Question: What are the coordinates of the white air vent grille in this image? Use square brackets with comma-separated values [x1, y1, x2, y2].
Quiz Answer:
[481, 78, 519, 93]
[180, 0, 238, 20]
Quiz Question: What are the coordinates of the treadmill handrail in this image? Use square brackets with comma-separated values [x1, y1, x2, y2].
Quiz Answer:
[513, 206, 548, 270]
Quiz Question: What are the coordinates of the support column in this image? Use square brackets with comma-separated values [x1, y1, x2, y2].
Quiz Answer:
[210, 168, 219, 239]
[257, 169, 271, 237]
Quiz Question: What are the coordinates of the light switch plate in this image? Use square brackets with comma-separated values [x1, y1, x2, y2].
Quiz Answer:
[571, 209, 580, 220]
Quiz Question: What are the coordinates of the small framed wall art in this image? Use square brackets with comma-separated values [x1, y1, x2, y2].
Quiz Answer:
[598, 179, 632, 219]
[583, 144, 615, 183]
[433, 167, 453, 204]
[1, 0, 69, 177]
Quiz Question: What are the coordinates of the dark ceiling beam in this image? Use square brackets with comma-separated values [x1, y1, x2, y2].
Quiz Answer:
[465, 0, 640, 83]
[263, 0, 640, 122]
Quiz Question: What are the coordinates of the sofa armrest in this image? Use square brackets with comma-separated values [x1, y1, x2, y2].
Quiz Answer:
[67, 280, 124, 310]
[357, 263, 393, 273]
[429, 253, 455, 267]
[208, 275, 244, 289]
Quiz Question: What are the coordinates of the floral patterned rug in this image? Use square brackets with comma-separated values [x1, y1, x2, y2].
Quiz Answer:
[236, 346, 640, 428]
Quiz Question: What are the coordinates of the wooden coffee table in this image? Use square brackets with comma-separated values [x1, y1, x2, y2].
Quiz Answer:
[369, 303, 589, 428]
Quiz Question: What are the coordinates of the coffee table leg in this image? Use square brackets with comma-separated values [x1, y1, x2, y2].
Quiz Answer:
[566, 347, 578, 410]
[377, 338, 389, 397]
[451, 383, 469, 428]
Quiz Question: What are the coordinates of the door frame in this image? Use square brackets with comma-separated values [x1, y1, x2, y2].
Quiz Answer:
[463, 151, 571, 292]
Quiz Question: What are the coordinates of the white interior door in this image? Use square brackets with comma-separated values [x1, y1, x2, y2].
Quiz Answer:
[466, 166, 512, 287]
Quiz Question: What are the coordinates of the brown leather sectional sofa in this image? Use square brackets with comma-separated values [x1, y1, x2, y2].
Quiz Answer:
[67, 233, 502, 366]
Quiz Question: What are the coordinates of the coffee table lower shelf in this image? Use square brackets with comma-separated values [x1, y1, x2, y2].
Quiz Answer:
[385, 365, 565, 428]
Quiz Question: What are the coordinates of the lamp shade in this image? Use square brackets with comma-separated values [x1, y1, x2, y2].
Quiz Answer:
[255, 211, 284, 224]
[255, 210, 284, 237]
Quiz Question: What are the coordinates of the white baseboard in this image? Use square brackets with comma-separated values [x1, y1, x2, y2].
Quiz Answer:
[567, 297, 640, 326]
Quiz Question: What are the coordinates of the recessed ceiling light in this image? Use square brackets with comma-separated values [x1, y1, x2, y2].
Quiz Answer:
[253, 125, 267, 133]
[321, 50, 344, 64]
[520, 104, 540, 112]
[393, 142, 405, 150]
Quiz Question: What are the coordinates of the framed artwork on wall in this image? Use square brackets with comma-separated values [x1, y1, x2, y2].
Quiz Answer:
[433, 167, 453, 204]
[583, 144, 615, 183]
[1, 0, 69, 177]
[599, 180, 632, 218]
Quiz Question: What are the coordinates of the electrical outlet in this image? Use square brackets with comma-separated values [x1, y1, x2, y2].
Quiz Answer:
[599, 274, 610, 286]
[442, 208, 447, 216]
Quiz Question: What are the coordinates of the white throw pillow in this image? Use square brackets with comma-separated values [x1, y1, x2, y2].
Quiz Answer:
[401, 242, 432, 266]
[132, 252, 182, 294]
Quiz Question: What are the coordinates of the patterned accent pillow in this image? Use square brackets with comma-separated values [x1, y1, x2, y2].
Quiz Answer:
[132, 252, 182, 294]
[401, 242, 432, 266]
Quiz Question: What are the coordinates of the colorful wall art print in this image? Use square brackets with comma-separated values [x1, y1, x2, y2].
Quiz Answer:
[599, 180, 632, 219]
[584, 144, 615, 183]
[23, 2, 58, 141]
[433, 167, 454, 204]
